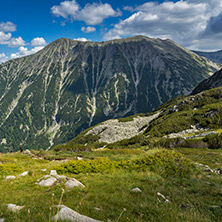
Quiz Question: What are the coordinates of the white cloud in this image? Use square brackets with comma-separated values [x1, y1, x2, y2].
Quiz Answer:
[0, 21, 16, 32]
[0, 32, 12, 44]
[0, 53, 8, 63]
[10, 46, 44, 59]
[51, 0, 79, 18]
[77, 3, 121, 25]
[8, 36, 26, 47]
[73, 37, 90, 42]
[31, 37, 47, 46]
[81, 26, 96, 33]
[104, 0, 222, 50]
[51, 0, 121, 25]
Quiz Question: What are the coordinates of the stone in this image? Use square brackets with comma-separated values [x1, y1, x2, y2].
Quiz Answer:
[56, 175, 67, 180]
[23, 149, 31, 155]
[94, 208, 101, 211]
[77, 157, 83, 160]
[0, 218, 4, 222]
[5, 175, 16, 180]
[157, 192, 169, 203]
[65, 179, 85, 189]
[131, 187, 142, 193]
[51, 205, 102, 222]
[41, 169, 47, 172]
[215, 168, 222, 175]
[196, 164, 214, 173]
[50, 170, 58, 176]
[85, 112, 160, 144]
[38, 177, 57, 187]
[7, 204, 24, 212]
[19, 171, 29, 177]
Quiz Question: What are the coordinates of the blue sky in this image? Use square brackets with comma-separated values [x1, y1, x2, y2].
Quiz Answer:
[1, 0, 222, 63]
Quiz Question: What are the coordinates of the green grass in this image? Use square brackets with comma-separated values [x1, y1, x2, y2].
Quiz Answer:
[0, 148, 221, 221]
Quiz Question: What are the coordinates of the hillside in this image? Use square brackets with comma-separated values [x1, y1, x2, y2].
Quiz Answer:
[56, 87, 222, 150]
[192, 68, 222, 94]
[0, 87, 222, 222]
[0, 36, 219, 151]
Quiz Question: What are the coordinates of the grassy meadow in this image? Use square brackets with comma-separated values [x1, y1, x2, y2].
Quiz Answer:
[0, 147, 221, 222]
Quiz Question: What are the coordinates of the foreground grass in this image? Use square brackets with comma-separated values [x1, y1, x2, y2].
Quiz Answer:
[0, 148, 221, 221]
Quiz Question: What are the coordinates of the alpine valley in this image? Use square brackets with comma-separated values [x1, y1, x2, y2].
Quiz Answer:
[0, 36, 220, 151]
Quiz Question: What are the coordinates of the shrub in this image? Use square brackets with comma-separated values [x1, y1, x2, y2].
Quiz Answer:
[55, 157, 114, 174]
[0, 164, 21, 176]
[55, 149, 195, 177]
[203, 133, 222, 149]
[155, 138, 208, 149]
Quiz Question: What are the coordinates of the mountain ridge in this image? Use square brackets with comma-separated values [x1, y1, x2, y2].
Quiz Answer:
[192, 68, 222, 94]
[192, 49, 222, 64]
[0, 36, 219, 151]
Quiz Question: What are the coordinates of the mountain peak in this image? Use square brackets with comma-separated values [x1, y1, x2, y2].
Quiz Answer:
[0, 35, 218, 151]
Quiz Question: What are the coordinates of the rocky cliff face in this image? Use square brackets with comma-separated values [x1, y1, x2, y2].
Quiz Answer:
[192, 68, 222, 94]
[0, 36, 219, 151]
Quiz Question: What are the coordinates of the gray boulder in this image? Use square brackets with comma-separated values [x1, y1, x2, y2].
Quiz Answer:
[23, 149, 31, 155]
[65, 179, 85, 189]
[19, 171, 29, 177]
[7, 204, 24, 212]
[52, 205, 102, 222]
[38, 177, 57, 187]
[50, 170, 58, 176]
[131, 187, 142, 193]
[36, 172, 85, 188]
[5, 175, 16, 180]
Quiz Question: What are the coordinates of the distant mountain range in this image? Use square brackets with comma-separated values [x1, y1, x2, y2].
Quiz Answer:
[0, 36, 219, 151]
[193, 50, 222, 64]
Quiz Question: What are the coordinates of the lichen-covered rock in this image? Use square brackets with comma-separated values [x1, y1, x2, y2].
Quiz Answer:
[131, 187, 142, 193]
[38, 177, 57, 187]
[7, 204, 24, 212]
[52, 205, 102, 222]
[5, 175, 16, 180]
[36, 173, 85, 188]
[65, 179, 85, 189]
[19, 171, 29, 177]
[23, 149, 31, 155]
[50, 170, 58, 176]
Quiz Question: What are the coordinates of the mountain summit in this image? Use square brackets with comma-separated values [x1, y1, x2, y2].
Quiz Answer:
[0, 36, 219, 151]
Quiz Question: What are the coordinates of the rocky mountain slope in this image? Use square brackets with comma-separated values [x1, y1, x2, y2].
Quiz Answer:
[192, 68, 222, 94]
[57, 87, 222, 151]
[193, 50, 222, 64]
[0, 36, 219, 151]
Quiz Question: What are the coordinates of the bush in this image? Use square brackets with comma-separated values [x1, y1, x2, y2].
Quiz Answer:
[55, 149, 195, 177]
[55, 157, 114, 174]
[156, 138, 208, 149]
[131, 149, 195, 177]
[203, 133, 222, 149]
[0, 164, 21, 176]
